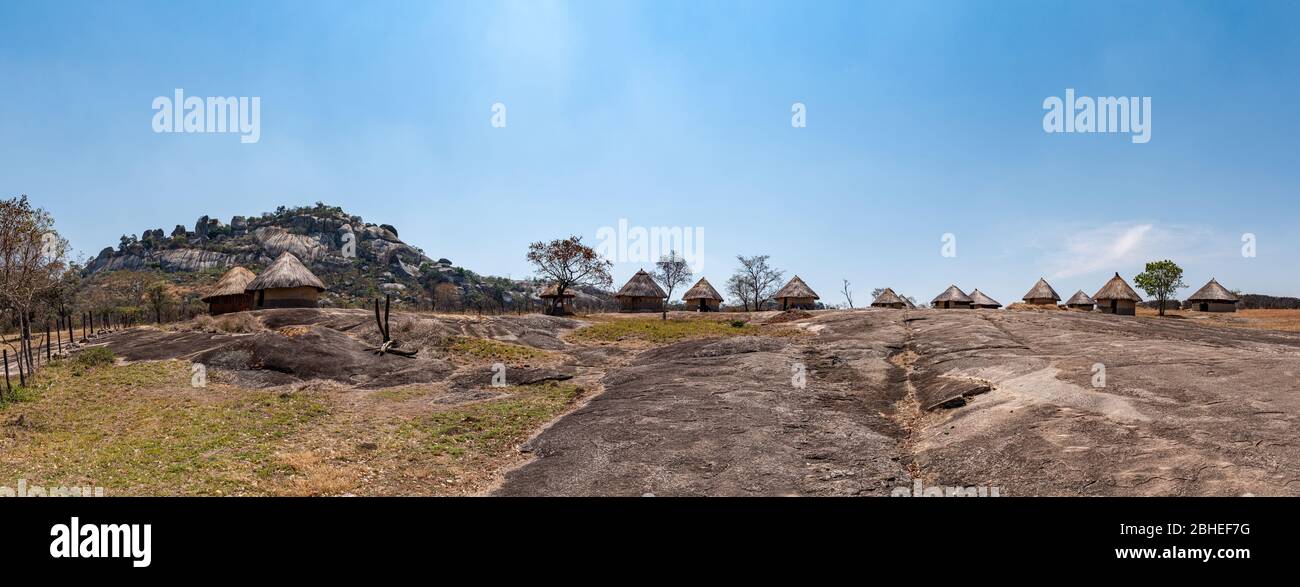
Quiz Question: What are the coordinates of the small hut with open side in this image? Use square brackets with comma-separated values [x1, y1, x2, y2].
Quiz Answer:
[245, 252, 327, 309]
[968, 289, 1003, 309]
[682, 277, 723, 312]
[1093, 272, 1142, 316]
[1186, 278, 1239, 313]
[1064, 290, 1096, 310]
[539, 283, 577, 316]
[870, 288, 907, 309]
[931, 285, 973, 309]
[774, 276, 819, 310]
[1022, 278, 1062, 306]
[615, 269, 667, 313]
[201, 266, 256, 316]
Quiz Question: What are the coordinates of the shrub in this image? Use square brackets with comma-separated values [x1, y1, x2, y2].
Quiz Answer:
[74, 347, 116, 369]
[213, 313, 261, 333]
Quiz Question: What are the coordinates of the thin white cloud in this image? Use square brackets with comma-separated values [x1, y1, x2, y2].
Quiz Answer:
[1046, 222, 1216, 279]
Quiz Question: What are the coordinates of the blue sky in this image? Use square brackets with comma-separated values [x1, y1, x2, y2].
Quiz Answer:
[2, 0, 1298, 306]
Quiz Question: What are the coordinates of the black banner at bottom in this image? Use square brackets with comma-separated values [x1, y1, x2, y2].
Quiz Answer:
[5, 497, 1288, 576]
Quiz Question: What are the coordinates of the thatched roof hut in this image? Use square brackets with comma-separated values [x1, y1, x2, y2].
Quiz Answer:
[1022, 278, 1061, 305]
[968, 289, 1002, 309]
[201, 266, 256, 316]
[1093, 272, 1141, 315]
[682, 277, 723, 312]
[615, 269, 666, 313]
[246, 252, 327, 309]
[774, 276, 819, 310]
[1064, 290, 1095, 310]
[931, 285, 973, 309]
[870, 287, 906, 309]
[539, 283, 577, 316]
[1187, 278, 1239, 313]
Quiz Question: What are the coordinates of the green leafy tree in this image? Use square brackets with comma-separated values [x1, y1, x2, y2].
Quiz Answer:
[1133, 259, 1187, 316]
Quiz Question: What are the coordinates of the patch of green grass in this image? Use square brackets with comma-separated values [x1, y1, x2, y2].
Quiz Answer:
[443, 336, 549, 362]
[0, 360, 328, 496]
[396, 382, 582, 459]
[70, 347, 115, 375]
[0, 383, 39, 407]
[570, 318, 755, 343]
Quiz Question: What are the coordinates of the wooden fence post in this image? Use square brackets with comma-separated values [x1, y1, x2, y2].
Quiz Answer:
[16, 344, 25, 387]
[3, 349, 10, 397]
[46, 321, 52, 363]
[57, 318, 63, 353]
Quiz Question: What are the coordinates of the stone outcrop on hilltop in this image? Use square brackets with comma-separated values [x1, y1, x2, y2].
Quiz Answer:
[83, 203, 495, 308]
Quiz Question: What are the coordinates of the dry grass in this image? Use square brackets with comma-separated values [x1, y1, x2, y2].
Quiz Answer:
[441, 336, 553, 363]
[569, 316, 755, 344]
[173, 313, 265, 334]
[0, 339, 590, 496]
[1137, 308, 1300, 332]
[0, 360, 326, 496]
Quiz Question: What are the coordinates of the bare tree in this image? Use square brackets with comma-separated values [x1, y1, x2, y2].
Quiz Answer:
[842, 279, 855, 309]
[0, 195, 66, 372]
[729, 255, 783, 312]
[725, 274, 749, 311]
[526, 236, 613, 315]
[652, 251, 692, 319]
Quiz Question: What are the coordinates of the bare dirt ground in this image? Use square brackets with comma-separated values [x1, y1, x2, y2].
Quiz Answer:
[496, 309, 1300, 496]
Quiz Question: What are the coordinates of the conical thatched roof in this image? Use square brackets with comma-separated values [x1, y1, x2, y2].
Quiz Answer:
[903, 297, 917, 309]
[201, 266, 256, 302]
[615, 269, 667, 298]
[1064, 290, 1095, 305]
[1093, 272, 1141, 301]
[682, 277, 723, 301]
[871, 288, 905, 306]
[1187, 278, 1238, 302]
[245, 252, 326, 292]
[539, 283, 576, 298]
[774, 276, 819, 300]
[968, 289, 1002, 308]
[1022, 278, 1061, 301]
[931, 285, 972, 304]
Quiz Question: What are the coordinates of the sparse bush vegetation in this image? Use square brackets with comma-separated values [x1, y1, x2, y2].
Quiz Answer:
[181, 313, 263, 334]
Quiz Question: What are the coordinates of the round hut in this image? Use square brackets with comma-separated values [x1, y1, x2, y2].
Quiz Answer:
[1022, 278, 1062, 306]
[682, 277, 723, 312]
[968, 289, 1003, 309]
[539, 283, 577, 316]
[1186, 278, 1239, 313]
[870, 287, 907, 309]
[931, 285, 973, 309]
[201, 266, 256, 316]
[1063, 290, 1096, 310]
[774, 276, 819, 310]
[1093, 272, 1142, 316]
[615, 269, 667, 313]
[245, 252, 327, 309]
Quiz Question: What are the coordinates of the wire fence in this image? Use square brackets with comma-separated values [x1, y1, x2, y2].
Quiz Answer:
[1, 312, 128, 400]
